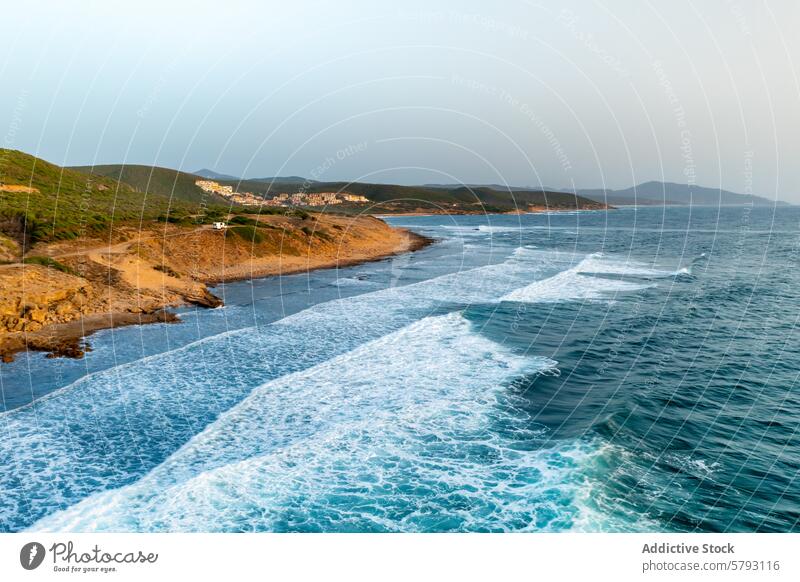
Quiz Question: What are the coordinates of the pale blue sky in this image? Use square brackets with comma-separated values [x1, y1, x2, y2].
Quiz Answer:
[1, 0, 799, 200]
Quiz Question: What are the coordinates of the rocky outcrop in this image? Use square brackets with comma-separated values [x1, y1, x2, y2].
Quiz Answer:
[0, 265, 93, 334]
[184, 288, 224, 308]
[0, 260, 217, 361]
[0, 213, 424, 361]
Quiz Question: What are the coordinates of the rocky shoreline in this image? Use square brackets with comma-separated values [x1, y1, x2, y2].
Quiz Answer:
[200, 228, 431, 285]
[0, 214, 432, 362]
[1, 310, 180, 362]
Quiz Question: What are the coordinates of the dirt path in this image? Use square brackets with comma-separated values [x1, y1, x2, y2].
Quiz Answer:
[0, 215, 433, 361]
[0, 226, 205, 267]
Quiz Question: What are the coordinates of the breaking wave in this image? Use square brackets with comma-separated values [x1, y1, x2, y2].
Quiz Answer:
[502, 254, 660, 303]
[31, 313, 591, 532]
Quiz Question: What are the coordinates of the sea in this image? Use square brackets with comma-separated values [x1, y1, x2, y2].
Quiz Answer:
[1, 205, 798, 532]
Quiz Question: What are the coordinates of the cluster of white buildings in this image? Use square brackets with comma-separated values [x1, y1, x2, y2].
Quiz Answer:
[195, 180, 233, 196]
[264, 192, 368, 207]
[195, 180, 369, 208]
[195, 180, 267, 206]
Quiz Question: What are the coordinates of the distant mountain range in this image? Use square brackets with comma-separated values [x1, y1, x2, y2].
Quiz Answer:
[247, 176, 312, 185]
[193, 168, 240, 181]
[7, 150, 787, 248]
[424, 180, 789, 206]
[572, 181, 788, 206]
[189, 171, 606, 213]
[191, 169, 790, 207]
[290, 183, 607, 213]
[65, 160, 791, 213]
[193, 169, 791, 208]
[194, 169, 312, 185]
[61, 161, 604, 214]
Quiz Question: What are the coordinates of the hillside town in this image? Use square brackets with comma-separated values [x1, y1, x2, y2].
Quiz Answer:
[195, 180, 369, 207]
[265, 192, 369, 207]
[195, 180, 264, 206]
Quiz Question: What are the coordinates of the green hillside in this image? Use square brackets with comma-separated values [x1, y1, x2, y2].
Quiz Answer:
[237, 180, 607, 213]
[0, 150, 188, 246]
[70, 164, 228, 205]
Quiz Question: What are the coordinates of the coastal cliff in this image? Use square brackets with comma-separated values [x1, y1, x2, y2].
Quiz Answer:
[0, 213, 427, 361]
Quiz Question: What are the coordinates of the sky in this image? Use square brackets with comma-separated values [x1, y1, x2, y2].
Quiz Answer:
[1, 0, 799, 201]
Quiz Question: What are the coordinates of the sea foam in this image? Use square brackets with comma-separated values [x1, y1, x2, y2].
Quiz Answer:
[0, 245, 568, 531]
[32, 313, 579, 533]
[502, 254, 659, 303]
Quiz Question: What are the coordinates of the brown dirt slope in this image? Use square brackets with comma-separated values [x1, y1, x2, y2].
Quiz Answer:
[0, 212, 429, 361]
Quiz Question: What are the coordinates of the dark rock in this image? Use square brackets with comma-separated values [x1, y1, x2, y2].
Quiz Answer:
[184, 289, 224, 308]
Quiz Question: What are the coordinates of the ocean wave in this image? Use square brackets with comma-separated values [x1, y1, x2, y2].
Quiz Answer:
[9, 207, 797, 535]
[332, 276, 377, 288]
[502, 254, 658, 303]
[31, 313, 588, 533]
[440, 224, 525, 236]
[0, 246, 573, 531]
[576, 254, 687, 279]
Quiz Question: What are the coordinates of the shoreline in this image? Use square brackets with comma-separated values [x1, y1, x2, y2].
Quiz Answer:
[1, 203, 604, 363]
[0, 226, 433, 362]
[374, 206, 612, 217]
[0, 310, 180, 362]
[203, 228, 432, 285]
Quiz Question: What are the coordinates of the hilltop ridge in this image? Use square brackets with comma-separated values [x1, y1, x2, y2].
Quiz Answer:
[0, 149, 189, 248]
[69, 163, 229, 205]
[198, 177, 608, 214]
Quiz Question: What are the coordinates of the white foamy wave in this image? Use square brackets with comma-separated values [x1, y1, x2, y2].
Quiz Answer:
[576, 254, 682, 279]
[32, 313, 565, 532]
[440, 224, 525, 236]
[332, 277, 376, 288]
[569, 442, 660, 532]
[511, 246, 540, 260]
[440, 225, 481, 232]
[512, 247, 582, 264]
[530, 209, 604, 216]
[477, 225, 523, 233]
[502, 255, 655, 303]
[1, 247, 572, 531]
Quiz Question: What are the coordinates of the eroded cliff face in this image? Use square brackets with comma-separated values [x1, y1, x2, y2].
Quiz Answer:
[0, 250, 220, 360]
[0, 213, 424, 361]
[0, 266, 93, 334]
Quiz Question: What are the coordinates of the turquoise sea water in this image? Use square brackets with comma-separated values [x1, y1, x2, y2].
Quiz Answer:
[1, 206, 798, 532]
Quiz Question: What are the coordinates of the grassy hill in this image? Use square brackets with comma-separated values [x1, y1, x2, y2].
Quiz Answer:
[0, 150, 195, 248]
[70, 164, 228, 205]
[235, 180, 607, 213]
